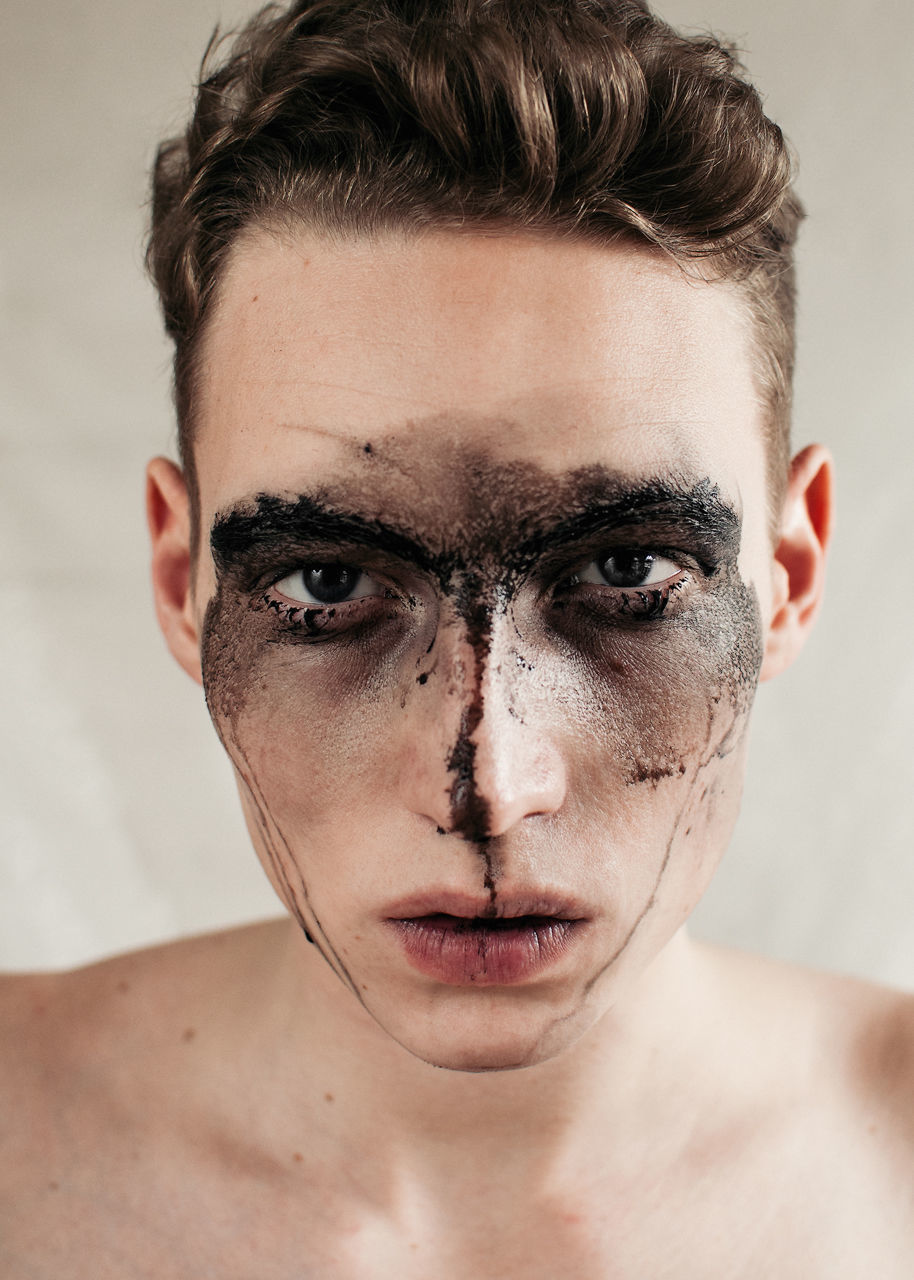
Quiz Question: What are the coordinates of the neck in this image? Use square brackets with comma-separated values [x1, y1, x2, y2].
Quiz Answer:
[224, 922, 721, 1204]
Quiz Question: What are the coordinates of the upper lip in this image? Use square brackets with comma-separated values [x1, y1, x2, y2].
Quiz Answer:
[384, 889, 589, 921]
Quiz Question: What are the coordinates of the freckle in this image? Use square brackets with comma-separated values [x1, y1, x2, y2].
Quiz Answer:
[182, 1027, 196, 1043]
[324, 1093, 335, 1103]
[116, 981, 130, 994]
[292, 1151, 304, 1163]
[48, 1181, 59, 1192]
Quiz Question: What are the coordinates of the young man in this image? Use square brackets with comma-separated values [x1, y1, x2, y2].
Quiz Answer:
[1, 1, 912, 1275]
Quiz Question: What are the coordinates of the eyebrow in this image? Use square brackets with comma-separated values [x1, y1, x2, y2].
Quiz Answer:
[209, 476, 742, 580]
[515, 480, 742, 567]
[210, 492, 437, 576]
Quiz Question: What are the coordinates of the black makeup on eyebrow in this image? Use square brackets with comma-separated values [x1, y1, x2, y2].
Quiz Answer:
[210, 493, 439, 579]
[209, 475, 741, 584]
[515, 478, 742, 573]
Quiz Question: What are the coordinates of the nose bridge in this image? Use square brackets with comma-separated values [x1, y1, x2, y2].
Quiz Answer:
[444, 587, 497, 842]
[400, 584, 566, 840]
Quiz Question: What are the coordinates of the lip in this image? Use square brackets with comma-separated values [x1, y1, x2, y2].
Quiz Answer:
[384, 889, 589, 986]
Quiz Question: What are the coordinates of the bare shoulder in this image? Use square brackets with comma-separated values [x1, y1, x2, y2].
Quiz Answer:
[698, 943, 914, 1273]
[717, 943, 914, 1097]
[0, 919, 284, 1073]
[0, 921, 288, 1278]
[707, 941, 914, 1125]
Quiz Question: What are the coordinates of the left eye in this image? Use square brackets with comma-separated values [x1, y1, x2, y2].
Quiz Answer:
[576, 550, 682, 590]
[272, 564, 380, 606]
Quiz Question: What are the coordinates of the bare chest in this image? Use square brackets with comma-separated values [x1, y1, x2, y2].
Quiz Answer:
[2, 1142, 912, 1280]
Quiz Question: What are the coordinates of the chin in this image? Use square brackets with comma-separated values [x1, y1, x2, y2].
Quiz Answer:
[402, 1035, 560, 1075]
[375, 991, 595, 1074]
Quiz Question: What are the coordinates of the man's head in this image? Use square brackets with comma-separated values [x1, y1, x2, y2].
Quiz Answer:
[147, 0, 802, 532]
[146, 1, 831, 1073]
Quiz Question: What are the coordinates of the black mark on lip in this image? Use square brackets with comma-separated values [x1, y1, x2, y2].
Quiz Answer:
[481, 847, 498, 912]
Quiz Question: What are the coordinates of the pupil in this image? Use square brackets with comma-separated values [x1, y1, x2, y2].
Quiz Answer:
[601, 551, 652, 588]
[303, 564, 360, 604]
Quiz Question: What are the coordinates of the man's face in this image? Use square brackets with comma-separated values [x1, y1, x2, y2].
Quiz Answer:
[191, 228, 776, 1071]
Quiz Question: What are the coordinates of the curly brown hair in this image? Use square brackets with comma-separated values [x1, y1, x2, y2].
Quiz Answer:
[147, 0, 802, 523]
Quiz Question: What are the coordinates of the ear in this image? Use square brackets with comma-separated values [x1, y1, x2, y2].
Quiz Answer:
[146, 457, 202, 685]
[759, 443, 834, 682]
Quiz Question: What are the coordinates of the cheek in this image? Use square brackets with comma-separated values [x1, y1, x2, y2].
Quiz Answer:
[200, 593, 412, 839]
[201, 569, 762, 897]
[536, 574, 762, 860]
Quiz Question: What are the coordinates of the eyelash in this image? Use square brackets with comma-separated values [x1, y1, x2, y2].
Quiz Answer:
[554, 574, 690, 624]
[260, 584, 398, 640]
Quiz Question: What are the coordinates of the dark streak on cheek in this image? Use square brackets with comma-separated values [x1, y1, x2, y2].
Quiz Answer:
[580, 579, 762, 993]
[200, 592, 362, 997]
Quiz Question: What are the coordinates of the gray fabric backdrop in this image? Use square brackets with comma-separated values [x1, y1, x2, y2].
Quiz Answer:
[2, 0, 912, 980]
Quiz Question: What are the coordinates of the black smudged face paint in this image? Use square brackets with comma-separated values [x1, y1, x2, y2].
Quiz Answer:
[200, 442, 763, 1002]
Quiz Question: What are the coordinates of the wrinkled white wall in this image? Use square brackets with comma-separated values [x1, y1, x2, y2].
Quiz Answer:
[1, 0, 912, 980]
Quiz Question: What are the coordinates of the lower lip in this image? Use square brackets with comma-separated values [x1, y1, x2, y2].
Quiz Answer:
[389, 915, 582, 986]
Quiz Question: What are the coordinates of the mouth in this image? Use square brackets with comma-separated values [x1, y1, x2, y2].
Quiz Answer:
[385, 893, 588, 986]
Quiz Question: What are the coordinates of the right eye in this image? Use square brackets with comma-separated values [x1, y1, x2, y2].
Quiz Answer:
[272, 564, 381, 606]
[577, 550, 682, 590]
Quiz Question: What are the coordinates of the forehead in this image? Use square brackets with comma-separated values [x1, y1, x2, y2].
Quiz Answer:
[193, 227, 767, 551]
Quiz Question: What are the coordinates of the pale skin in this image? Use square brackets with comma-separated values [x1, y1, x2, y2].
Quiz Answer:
[2, 229, 914, 1278]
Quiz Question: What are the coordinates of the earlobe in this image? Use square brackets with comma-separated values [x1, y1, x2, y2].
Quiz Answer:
[760, 443, 835, 682]
[146, 457, 203, 686]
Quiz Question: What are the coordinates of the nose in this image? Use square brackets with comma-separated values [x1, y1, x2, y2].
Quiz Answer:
[398, 616, 567, 840]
